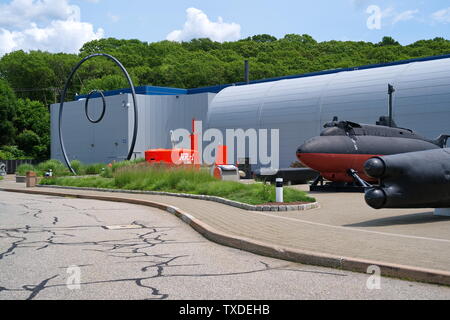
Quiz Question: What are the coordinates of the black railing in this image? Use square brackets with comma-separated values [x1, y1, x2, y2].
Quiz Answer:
[0, 159, 39, 175]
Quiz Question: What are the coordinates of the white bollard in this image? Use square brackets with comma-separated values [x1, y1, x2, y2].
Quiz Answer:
[276, 178, 284, 203]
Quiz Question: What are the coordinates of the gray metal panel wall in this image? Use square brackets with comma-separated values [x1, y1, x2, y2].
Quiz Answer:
[207, 58, 450, 169]
[132, 93, 212, 154]
[51, 93, 213, 164]
[51, 94, 130, 164]
[394, 59, 450, 138]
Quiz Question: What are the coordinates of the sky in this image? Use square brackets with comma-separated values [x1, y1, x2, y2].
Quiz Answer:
[0, 0, 449, 56]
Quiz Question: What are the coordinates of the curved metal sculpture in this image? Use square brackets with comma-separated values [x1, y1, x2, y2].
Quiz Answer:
[84, 89, 107, 123]
[58, 53, 138, 174]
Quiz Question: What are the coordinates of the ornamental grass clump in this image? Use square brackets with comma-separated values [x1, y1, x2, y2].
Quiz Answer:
[41, 161, 316, 205]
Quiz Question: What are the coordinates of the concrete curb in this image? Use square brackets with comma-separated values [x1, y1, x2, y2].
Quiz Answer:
[35, 184, 320, 212]
[2, 187, 450, 287]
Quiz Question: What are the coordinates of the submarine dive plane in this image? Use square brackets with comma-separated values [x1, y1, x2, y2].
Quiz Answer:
[364, 148, 450, 209]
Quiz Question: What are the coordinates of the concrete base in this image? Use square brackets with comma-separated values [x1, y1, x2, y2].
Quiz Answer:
[434, 208, 450, 217]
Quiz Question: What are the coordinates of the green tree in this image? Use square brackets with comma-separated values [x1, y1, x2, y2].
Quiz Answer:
[1, 34, 450, 106]
[81, 73, 139, 94]
[282, 34, 317, 46]
[16, 130, 40, 157]
[14, 98, 50, 159]
[378, 36, 400, 46]
[0, 145, 25, 159]
[182, 38, 221, 51]
[0, 79, 17, 146]
[15, 99, 49, 137]
[246, 34, 277, 42]
[0, 50, 78, 103]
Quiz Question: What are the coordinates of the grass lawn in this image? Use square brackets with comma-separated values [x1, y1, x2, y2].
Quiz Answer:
[16, 159, 147, 177]
[40, 164, 316, 206]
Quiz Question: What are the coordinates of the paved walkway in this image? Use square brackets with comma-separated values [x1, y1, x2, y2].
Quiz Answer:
[2, 176, 450, 281]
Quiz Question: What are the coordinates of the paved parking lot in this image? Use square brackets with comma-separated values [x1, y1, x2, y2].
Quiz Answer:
[1, 190, 450, 300]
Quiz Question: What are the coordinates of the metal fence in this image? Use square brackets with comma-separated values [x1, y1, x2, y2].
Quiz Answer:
[0, 159, 39, 175]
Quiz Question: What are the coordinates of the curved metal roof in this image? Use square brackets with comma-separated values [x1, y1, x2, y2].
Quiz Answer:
[207, 56, 450, 169]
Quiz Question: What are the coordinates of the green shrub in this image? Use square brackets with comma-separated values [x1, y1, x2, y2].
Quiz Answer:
[100, 166, 113, 178]
[111, 158, 145, 172]
[0, 176, 4, 181]
[70, 160, 85, 175]
[36, 159, 71, 177]
[261, 183, 274, 202]
[40, 161, 316, 205]
[70, 160, 111, 176]
[40, 176, 114, 189]
[0, 146, 26, 159]
[16, 163, 35, 176]
[111, 165, 315, 204]
[0, 150, 13, 160]
[131, 158, 146, 164]
[84, 163, 105, 175]
[16, 130, 40, 157]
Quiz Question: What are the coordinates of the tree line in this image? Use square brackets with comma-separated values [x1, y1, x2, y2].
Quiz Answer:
[0, 34, 449, 160]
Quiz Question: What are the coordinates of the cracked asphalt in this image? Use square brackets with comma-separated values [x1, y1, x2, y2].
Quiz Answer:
[1, 190, 450, 300]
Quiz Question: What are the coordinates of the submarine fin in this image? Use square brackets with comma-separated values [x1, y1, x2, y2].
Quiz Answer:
[324, 116, 339, 128]
[434, 135, 450, 148]
[344, 121, 362, 128]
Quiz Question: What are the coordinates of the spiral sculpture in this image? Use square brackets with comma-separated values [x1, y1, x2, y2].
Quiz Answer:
[58, 53, 138, 174]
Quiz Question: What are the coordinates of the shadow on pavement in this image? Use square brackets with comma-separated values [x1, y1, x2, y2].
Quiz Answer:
[344, 211, 450, 227]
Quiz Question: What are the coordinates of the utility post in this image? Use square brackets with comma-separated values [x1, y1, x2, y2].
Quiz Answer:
[388, 84, 395, 127]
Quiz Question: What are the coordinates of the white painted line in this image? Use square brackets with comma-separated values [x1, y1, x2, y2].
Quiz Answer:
[254, 211, 450, 244]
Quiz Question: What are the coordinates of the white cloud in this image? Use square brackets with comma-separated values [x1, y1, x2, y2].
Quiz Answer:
[432, 7, 450, 24]
[0, 0, 79, 29]
[166, 8, 241, 43]
[393, 9, 419, 24]
[380, 7, 395, 20]
[0, 0, 104, 56]
[371, 6, 419, 27]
